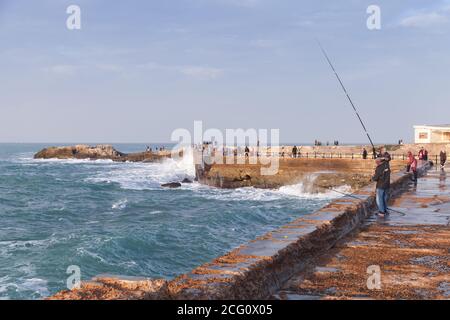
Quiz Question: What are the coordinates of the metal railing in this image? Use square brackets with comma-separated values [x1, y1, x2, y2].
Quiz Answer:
[199, 150, 440, 161]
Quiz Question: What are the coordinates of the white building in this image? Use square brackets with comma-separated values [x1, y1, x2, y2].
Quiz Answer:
[414, 124, 450, 144]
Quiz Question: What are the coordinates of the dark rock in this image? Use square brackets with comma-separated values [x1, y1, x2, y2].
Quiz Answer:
[181, 178, 193, 183]
[161, 182, 182, 188]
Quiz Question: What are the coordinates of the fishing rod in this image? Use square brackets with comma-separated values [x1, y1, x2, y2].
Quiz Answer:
[317, 41, 377, 158]
[316, 184, 407, 216]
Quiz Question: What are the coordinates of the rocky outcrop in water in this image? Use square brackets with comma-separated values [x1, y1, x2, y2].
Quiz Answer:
[34, 145, 172, 162]
[161, 182, 182, 188]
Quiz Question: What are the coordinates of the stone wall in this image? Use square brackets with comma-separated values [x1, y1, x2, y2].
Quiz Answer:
[196, 157, 408, 191]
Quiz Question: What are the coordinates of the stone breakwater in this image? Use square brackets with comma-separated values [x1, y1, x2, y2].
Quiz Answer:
[195, 157, 408, 191]
[50, 161, 431, 300]
[34, 144, 173, 162]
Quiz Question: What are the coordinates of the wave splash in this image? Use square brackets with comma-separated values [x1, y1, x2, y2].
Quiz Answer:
[86, 148, 195, 190]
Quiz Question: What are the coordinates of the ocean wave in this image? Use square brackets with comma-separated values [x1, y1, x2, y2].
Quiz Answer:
[26, 158, 115, 165]
[0, 277, 49, 299]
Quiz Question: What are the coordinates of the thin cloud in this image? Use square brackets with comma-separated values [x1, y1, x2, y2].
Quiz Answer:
[140, 62, 224, 80]
[44, 64, 80, 76]
[398, 3, 450, 28]
[180, 66, 224, 79]
[399, 12, 448, 27]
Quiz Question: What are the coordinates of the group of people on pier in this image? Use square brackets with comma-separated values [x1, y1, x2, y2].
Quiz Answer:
[372, 146, 447, 218]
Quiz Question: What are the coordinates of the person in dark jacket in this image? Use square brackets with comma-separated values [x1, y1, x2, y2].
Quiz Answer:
[440, 150, 447, 170]
[378, 146, 392, 163]
[362, 148, 368, 160]
[245, 146, 250, 157]
[292, 146, 298, 158]
[372, 157, 391, 216]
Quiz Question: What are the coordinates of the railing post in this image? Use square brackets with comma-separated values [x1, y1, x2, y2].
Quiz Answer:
[352, 153, 354, 159]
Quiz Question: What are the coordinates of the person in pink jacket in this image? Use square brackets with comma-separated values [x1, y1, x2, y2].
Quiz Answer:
[407, 151, 418, 183]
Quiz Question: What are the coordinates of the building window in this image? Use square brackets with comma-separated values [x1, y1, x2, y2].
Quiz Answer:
[444, 132, 450, 141]
[419, 132, 428, 140]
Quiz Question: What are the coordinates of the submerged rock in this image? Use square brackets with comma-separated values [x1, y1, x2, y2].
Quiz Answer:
[181, 178, 193, 183]
[161, 182, 182, 188]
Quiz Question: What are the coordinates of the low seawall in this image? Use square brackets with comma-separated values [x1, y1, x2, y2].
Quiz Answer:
[195, 157, 408, 191]
[51, 161, 430, 300]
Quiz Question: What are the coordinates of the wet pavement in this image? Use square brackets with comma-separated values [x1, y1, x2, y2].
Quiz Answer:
[274, 168, 450, 300]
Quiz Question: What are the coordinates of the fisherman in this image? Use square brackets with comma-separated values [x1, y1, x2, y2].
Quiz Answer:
[378, 146, 392, 165]
[362, 148, 368, 160]
[372, 156, 391, 217]
[440, 150, 447, 170]
[292, 145, 298, 158]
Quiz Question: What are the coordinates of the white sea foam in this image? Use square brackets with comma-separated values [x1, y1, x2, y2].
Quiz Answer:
[17, 156, 114, 165]
[195, 182, 349, 202]
[86, 149, 195, 190]
[278, 183, 352, 199]
[0, 271, 49, 299]
[112, 199, 128, 210]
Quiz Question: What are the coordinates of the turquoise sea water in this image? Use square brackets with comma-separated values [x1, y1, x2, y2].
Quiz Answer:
[0, 143, 340, 300]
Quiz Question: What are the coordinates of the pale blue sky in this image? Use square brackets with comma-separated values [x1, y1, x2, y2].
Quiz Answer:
[1, 0, 450, 143]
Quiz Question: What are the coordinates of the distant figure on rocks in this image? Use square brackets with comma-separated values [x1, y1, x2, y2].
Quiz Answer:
[362, 148, 368, 160]
[440, 150, 447, 170]
[245, 146, 250, 157]
[372, 157, 391, 217]
[292, 146, 298, 158]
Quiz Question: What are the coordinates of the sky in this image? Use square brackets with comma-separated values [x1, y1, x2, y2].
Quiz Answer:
[1, 0, 450, 144]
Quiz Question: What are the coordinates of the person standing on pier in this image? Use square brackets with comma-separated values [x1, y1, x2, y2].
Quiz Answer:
[418, 147, 425, 160]
[440, 150, 447, 170]
[378, 146, 392, 163]
[292, 146, 298, 158]
[407, 151, 418, 183]
[372, 157, 391, 217]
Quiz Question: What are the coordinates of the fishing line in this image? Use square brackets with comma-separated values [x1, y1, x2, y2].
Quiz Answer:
[316, 184, 407, 216]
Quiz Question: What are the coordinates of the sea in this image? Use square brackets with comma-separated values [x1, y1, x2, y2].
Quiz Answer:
[0, 143, 345, 300]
